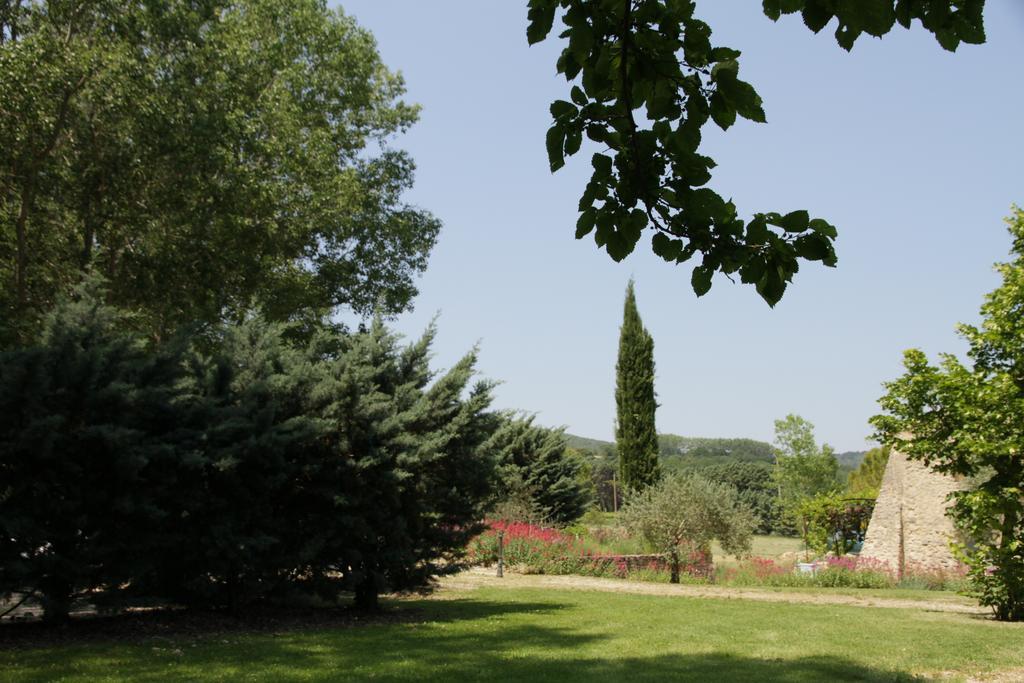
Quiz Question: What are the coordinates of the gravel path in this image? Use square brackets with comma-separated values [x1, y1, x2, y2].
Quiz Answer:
[439, 567, 986, 615]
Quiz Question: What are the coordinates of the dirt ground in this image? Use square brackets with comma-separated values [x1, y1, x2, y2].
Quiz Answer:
[438, 566, 986, 615]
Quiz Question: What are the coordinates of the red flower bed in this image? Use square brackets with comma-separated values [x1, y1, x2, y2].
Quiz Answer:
[467, 521, 712, 581]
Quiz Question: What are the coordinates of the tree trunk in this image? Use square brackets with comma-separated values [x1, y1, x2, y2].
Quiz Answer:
[353, 576, 380, 611]
[39, 578, 73, 624]
[669, 550, 680, 584]
[997, 504, 1020, 621]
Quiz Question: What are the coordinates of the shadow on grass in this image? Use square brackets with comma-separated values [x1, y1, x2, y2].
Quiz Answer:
[0, 597, 568, 648]
[3, 597, 923, 682]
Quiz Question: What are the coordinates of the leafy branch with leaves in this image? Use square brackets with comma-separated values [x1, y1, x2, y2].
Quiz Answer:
[528, 0, 985, 305]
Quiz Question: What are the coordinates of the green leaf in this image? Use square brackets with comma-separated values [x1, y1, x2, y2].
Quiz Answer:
[757, 268, 787, 307]
[739, 256, 766, 284]
[802, 1, 833, 33]
[546, 125, 566, 172]
[795, 234, 837, 266]
[592, 153, 613, 177]
[835, 24, 861, 51]
[894, 0, 912, 29]
[710, 47, 742, 61]
[565, 129, 583, 155]
[746, 216, 769, 244]
[570, 86, 588, 106]
[527, 0, 558, 45]
[711, 59, 739, 79]
[709, 92, 736, 131]
[809, 218, 837, 238]
[568, 21, 595, 63]
[550, 100, 578, 120]
[652, 232, 683, 261]
[576, 209, 597, 239]
[860, 0, 897, 37]
[594, 211, 614, 247]
[672, 121, 701, 153]
[718, 77, 766, 123]
[691, 266, 713, 296]
[606, 229, 634, 262]
[777, 210, 810, 232]
[936, 30, 961, 52]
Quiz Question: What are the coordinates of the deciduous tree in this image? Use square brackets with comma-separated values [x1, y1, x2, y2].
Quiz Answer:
[528, 0, 985, 304]
[771, 414, 840, 523]
[621, 473, 755, 582]
[1, 0, 437, 345]
[872, 208, 1024, 621]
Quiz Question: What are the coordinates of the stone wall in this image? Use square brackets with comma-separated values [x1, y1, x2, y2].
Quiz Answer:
[859, 448, 966, 575]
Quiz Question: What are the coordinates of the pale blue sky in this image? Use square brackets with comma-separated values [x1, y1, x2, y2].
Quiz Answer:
[336, 1, 1024, 451]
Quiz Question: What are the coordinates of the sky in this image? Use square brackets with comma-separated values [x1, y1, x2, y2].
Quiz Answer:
[333, 1, 1024, 452]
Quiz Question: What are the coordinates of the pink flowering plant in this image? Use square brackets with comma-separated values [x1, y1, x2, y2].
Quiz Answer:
[466, 520, 711, 582]
[720, 555, 966, 590]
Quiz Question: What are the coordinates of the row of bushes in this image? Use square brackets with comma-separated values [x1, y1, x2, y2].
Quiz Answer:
[1, 281, 498, 621]
[467, 521, 712, 580]
[466, 521, 967, 592]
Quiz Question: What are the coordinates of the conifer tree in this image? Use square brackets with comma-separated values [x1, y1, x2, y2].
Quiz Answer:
[146, 315, 326, 610]
[846, 446, 890, 498]
[310, 320, 497, 609]
[0, 276, 189, 621]
[488, 415, 591, 525]
[615, 280, 661, 491]
[154, 317, 498, 612]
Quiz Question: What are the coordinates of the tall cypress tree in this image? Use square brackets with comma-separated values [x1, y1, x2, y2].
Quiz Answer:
[615, 280, 660, 491]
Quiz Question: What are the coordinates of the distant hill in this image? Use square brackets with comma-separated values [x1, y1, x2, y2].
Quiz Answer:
[567, 433, 866, 472]
[835, 450, 867, 472]
[564, 433, 615, 454]
[566, 432, 775, 469]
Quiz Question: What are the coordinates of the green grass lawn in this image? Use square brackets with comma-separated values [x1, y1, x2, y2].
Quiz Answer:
[712, 534, 805, 565]
[3, 587, 1022, 682]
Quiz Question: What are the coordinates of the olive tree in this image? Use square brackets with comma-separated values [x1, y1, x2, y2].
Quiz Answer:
[621, 473, 756, 582]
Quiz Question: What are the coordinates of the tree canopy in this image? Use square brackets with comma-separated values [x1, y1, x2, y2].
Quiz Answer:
[528, 0, 986, 305]
[622, 473, 756, 582]
[872, 208, 1024, 622]
[487, 414, 591, 525]
[0, 280, 498, 619]
[771, 414, 841, 522]
[846, 446, 890, 498]
[1, 0, 437, 346]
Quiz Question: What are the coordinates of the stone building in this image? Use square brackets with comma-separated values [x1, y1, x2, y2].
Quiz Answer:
[859, 447, 966, 575]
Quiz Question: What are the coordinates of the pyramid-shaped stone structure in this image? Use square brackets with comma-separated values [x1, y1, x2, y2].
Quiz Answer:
[859, 447, 966, 575]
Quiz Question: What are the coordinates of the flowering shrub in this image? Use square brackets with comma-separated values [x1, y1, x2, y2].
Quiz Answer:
[466, 521, 712, 582]
[814, 556, 893, 589]
[899, 562, 970, 592]
[719, 555, 968, 591]
[721, 556, 893, 589]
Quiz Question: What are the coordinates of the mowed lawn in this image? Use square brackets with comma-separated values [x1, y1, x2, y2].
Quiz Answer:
[712, 534, 805, 564]
[3, 586, 1023, 682]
